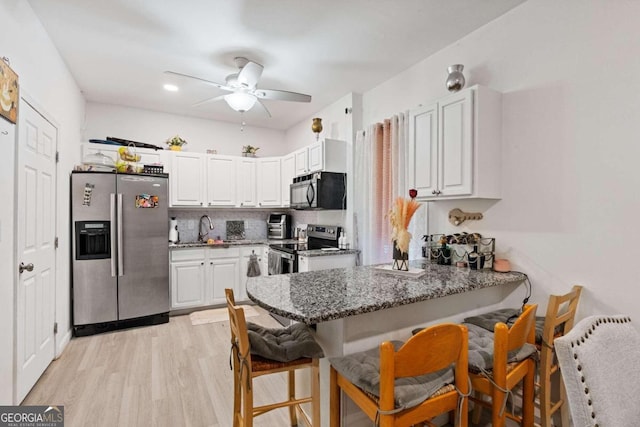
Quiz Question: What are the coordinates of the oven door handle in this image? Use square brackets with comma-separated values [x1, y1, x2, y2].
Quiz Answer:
[306, 182, 315, 207]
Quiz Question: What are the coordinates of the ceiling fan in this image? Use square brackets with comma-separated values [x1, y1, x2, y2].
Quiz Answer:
[165, 57, 311, 117]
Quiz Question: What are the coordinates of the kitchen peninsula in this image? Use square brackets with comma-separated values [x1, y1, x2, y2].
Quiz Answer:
[246, 261, 527, 426]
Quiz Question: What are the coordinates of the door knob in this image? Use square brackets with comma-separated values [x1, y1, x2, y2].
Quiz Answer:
[19, 262, 34, 274]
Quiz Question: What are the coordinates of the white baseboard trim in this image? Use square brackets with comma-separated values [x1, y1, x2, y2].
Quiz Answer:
[55, 329, 72, 359]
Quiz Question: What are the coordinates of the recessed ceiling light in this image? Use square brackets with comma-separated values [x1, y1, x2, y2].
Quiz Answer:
[163, 84, 179, 92]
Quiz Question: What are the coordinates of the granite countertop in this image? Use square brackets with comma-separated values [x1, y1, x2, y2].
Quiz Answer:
[169, 239, 358, 257]
[297, 248, 360, 257]
[169, 239, 273, 249]
[246, 260, 527, 324]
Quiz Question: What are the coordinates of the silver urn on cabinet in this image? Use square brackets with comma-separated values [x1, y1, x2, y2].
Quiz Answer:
[446, 64, 466, 92]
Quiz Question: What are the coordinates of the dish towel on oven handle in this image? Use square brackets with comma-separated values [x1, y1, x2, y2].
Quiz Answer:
[247, 251, 261, 277]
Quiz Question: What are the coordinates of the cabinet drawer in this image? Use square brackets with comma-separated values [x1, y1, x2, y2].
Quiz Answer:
[170, 248, 206, 261]
[208, 247, 240, 258]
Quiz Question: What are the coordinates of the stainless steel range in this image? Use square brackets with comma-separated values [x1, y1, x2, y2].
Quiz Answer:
[267, 224, 342, 325]
[268, 224, 342, 275]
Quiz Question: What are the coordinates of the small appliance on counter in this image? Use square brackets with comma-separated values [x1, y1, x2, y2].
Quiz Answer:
[169, 217, 179, 243]
[267, 213, 292, 239]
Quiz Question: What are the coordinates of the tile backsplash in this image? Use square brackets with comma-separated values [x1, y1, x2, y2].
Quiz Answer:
[170, 209, 270, 242]
[169, 208, 347, 242]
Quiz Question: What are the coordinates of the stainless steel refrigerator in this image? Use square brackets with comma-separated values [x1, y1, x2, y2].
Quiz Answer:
[71, 171, 169, 336]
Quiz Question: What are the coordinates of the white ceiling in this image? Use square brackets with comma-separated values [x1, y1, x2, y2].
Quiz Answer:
[28, 0, 525, 130]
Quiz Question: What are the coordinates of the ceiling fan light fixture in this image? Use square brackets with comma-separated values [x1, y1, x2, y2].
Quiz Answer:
[224, 92, 257, 112]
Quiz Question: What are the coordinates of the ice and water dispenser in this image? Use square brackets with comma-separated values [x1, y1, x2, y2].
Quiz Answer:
[74, 221, 111, 260]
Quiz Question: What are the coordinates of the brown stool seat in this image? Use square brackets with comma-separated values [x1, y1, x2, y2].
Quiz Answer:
[468, 304, 538, 427]
[251, 354, 313, 372]
[226, 288, 322, 426]
[329, 323, 469, 427]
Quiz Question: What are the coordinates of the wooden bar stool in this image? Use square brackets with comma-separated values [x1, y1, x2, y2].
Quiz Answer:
[225, 288, 322, 426]
[329, 323, 469, 427]
[469, 304, 538, 427]
[537, 285, 582, 427]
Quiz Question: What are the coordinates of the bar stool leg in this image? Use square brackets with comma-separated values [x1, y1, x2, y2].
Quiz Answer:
[244, 377, 254, 427]
[288, 370, 298, 426]
[491, 387, 505, 427]
[329, 366, 341, 427]
[311, 360, 321, 426]
[560, 380, 570, 427]
[522, 359, 535, 427]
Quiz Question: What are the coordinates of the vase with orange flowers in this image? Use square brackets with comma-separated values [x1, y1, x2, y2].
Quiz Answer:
[388, 196, 421, 271]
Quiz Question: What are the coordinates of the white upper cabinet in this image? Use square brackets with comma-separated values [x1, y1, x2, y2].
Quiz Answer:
[170, 152, 206, 206]
[207, 155, 237, 207]
[307, 141, 324, 173]
[294, 147, 309, 176]
[236, 157, 257, 207]
[257, 157, 282, 207]
[408, 85, 502, 200]
[281, 153, 295, 206]
[293, 138, 347, 177]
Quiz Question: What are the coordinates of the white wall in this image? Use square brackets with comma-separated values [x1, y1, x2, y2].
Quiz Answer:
[284, 93, 362, 238]
[0, 0, 85, 403]
[85, 103, 287, 156]
[362, 0, 640, 323]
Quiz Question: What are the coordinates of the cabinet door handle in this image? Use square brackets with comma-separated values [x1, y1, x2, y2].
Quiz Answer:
[431, 190, 437, 195]
[200, 202, 203, 206]
[240, 202, 243, 206]
[201, 262, 204, 265]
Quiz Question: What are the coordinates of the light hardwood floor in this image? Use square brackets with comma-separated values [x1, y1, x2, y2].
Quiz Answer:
[23, 307, 292, 427]
[25, 308, 526, 427]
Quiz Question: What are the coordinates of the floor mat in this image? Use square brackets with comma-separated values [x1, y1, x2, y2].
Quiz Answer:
[189, 305, 259, 326]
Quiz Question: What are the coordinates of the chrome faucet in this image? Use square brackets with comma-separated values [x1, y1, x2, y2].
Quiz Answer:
[198, 215, 214, 242]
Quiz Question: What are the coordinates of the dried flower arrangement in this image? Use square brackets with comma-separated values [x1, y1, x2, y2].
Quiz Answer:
[388, 196, 421, 255]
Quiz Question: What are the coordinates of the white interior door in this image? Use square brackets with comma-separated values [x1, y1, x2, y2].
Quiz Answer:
[16, 100, 57, 403]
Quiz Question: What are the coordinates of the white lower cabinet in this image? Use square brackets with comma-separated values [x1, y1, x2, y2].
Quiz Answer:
[207, 249, 241, 304]
[170, 249, 206, 309]
[170, 247, 242, 310]
[297, 253, 357, 272]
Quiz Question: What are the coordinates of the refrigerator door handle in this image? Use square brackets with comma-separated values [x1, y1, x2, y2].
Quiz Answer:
[110, 193, 117, 277]
[117, 193, 124, 276]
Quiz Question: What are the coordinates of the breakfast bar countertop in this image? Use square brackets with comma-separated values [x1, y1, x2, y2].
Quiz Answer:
[246, 261, 527, 324]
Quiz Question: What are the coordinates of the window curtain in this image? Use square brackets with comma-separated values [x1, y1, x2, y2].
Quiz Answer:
[353, 112, 410, 265]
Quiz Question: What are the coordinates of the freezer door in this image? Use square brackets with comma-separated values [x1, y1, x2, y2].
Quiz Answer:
[116, 175, 170, 319]
[71, 172, 118, 325]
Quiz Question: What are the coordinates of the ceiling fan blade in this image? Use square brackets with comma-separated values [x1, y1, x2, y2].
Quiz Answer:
[237, 61, 263, 88]
[192, 94, 226, 108]
[254, 89, 311, 103]
[255, 99, 272, 118]
[164, 71, 233, 91]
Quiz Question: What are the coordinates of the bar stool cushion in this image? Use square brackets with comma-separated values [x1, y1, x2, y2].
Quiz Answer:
[463, 308, 557, 344]
[330, 341, 454, 410]
[465, 323, 537, 372]
[247, 322, 324, 362]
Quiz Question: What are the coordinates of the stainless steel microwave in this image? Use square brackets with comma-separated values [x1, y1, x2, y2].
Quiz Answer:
[290, 172, 346, 210]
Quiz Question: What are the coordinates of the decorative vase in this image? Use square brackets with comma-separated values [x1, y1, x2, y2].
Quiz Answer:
[311, 117, 323, 140]
[392, 241, 409, 271]
[446, 64, 466, 92]
[170, 145, 182, 151]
